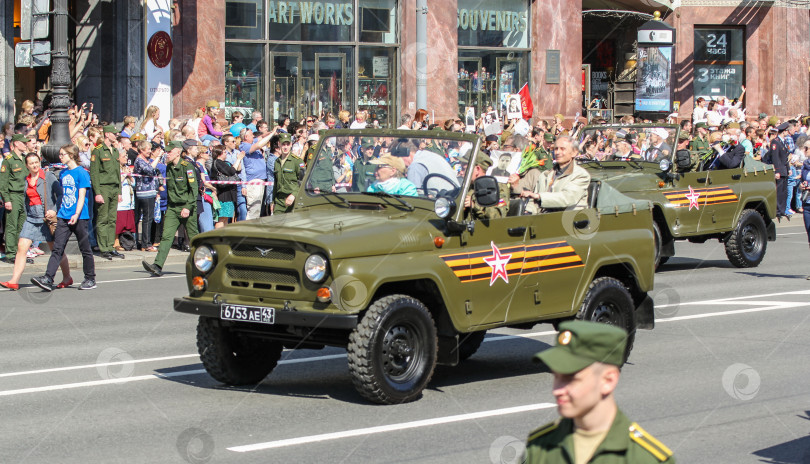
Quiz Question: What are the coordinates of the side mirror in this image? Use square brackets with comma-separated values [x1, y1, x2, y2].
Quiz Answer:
[473, 175, 500, 207]
[675, 150, 692, 170]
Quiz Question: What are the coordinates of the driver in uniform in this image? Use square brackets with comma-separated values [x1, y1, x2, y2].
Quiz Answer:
[462, 151, 509, 219]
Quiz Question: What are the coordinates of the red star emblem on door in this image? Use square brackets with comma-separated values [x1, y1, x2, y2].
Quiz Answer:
[483, 241, 513, 286]
[685, 185, 701, 211]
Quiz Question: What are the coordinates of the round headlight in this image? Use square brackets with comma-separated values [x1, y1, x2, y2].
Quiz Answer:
[304, 254, 328, 282]
[434, 197, 455, 219]
[194, 246, 215, 273]
[659, 158, 672, 172]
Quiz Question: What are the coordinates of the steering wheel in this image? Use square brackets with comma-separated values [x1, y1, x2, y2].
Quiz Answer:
[421, 173, 460, 199]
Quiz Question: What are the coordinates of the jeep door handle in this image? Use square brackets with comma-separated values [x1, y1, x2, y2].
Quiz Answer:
[732, 174, 741, 180]
[507, 227, 526, 236]
[697, 177, 707, 183]
[574, 220, 590, 229]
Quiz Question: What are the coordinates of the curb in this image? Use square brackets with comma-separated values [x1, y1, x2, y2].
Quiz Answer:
[0, 250, 189, 272]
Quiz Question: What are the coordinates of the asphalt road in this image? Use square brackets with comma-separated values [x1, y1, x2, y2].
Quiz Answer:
[1, 221, 809, 464]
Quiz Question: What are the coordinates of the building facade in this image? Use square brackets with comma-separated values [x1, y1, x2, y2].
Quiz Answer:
[1, 0, 807, 127]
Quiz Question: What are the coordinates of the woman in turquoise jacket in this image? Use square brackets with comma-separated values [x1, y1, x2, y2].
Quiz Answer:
[366, 155, 418, 197]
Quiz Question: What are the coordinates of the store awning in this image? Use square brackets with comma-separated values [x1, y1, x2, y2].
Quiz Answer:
[583, 0, 674, 14]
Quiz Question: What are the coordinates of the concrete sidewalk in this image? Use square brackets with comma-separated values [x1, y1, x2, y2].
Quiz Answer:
[0, 247, 189, 272]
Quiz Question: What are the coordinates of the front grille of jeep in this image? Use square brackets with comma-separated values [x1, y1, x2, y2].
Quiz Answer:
[231, 244, 295, 261]
[226, 265, 299, 292]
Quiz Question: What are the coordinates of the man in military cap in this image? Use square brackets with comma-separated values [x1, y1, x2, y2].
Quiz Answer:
[462, 151, 509, 219]
[770, 122, 791, 218]
[523, 320, 675, 463]
[307, 135, 336, 193]
[689, 122, 711, 157]
[610, 131, 642, 161]
[273, 132, 304, 214]
[0, 134, 32, 263]
[534, 132, 555, 172]
[352, 137, 378, 192]
[143, 141, 199, 277]
[91, 124, 123, 260]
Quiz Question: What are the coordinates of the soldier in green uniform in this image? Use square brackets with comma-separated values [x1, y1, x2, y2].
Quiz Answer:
[462, 151, 509, 219]
[303, 134, 319, 167]
[352, 138, 378, 192]
[273, 133, 304, 214]
[90, 125, 123, 260]
[142, 141, 199, 277]
[523, 320, 675, 464]
[534, 132, 555, 172]
[0, 134, 31, 263]
[307, 138, 336, 193]
[689, 122, 711, 157]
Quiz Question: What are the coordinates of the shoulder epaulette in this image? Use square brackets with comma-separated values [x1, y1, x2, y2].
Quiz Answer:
[527, 418, 561, 442]
[179, 160, 188, 166]
[3, 154, 9, 160]
[629, 422, 673, 462]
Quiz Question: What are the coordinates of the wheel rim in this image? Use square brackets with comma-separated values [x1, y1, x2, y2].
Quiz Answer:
[381, 322, 424, 384]
[590, 301, 625, 327]
[740, 223, 763, 259]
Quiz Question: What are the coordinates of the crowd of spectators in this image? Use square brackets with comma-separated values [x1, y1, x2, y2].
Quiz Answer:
[1, 92, 809, 284]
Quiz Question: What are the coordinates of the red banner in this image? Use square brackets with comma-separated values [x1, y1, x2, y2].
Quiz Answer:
[518, 83, 533, 120]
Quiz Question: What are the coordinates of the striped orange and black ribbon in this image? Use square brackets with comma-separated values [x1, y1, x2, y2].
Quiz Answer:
[440, 241, 584, 283]
[664, 186, 738, 208]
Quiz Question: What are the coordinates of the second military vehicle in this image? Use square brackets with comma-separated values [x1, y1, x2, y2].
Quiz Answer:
[579, 124, 777, 269]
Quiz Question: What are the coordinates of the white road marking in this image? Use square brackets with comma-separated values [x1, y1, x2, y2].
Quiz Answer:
[0, 369, 208, 397]
[777, 232, 807, 236]
[227, 402, 557, 453]
[0, 354, 199, 379]
[3, 289, 810, 397]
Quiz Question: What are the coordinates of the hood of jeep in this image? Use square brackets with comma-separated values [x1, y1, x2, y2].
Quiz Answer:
[194, 208, 441, 259]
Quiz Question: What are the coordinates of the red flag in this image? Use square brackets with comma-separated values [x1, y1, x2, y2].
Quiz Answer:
[518, 83, 533, 120]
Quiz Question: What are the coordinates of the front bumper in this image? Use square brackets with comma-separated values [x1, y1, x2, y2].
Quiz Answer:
[173, 297, 359, 330]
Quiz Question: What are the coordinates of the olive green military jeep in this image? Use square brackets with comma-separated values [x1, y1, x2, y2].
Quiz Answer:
[174, 130, 657, 404]
[578, 124, 777, 269]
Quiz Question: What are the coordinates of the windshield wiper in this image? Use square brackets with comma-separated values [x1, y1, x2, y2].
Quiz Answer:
[364, 191, 415, 211]
[578, 159, 603, 168]
[625, 160, 645, 169]
[306, 188, 350, 207]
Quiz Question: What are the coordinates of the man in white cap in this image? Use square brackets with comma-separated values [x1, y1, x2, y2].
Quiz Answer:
[644, 128, 671, 162]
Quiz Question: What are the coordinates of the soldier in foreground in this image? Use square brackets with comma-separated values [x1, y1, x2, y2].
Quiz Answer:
[524, 320, 675, 463]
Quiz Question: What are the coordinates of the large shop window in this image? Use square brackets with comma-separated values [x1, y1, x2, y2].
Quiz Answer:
[224, 44, 265, 120]
[226, 0, 399, 127]
[457, 0, 530, 118]
[226, 0, 265, 40]
[693, 28, 744, 101]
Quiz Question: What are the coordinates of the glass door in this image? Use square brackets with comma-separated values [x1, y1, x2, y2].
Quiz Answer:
[496, 57, 523, 114]
[315, 53, 347, 120]
[270, 52, 302, 122]
[458, 57, 482, 117]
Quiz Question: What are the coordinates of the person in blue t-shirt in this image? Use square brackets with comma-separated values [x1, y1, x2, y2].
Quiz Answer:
[31, 144, 97, 291]
[228, 111, 247, 138]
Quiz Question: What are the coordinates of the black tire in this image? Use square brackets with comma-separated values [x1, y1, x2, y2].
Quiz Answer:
[197, 316, 283, 385]
[576, 277, 636, 363]
[457, 331, 487, 362]
[347, 294, 437, 404]
[725, 209, 767, 268]
[653, 222, 670, 269]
